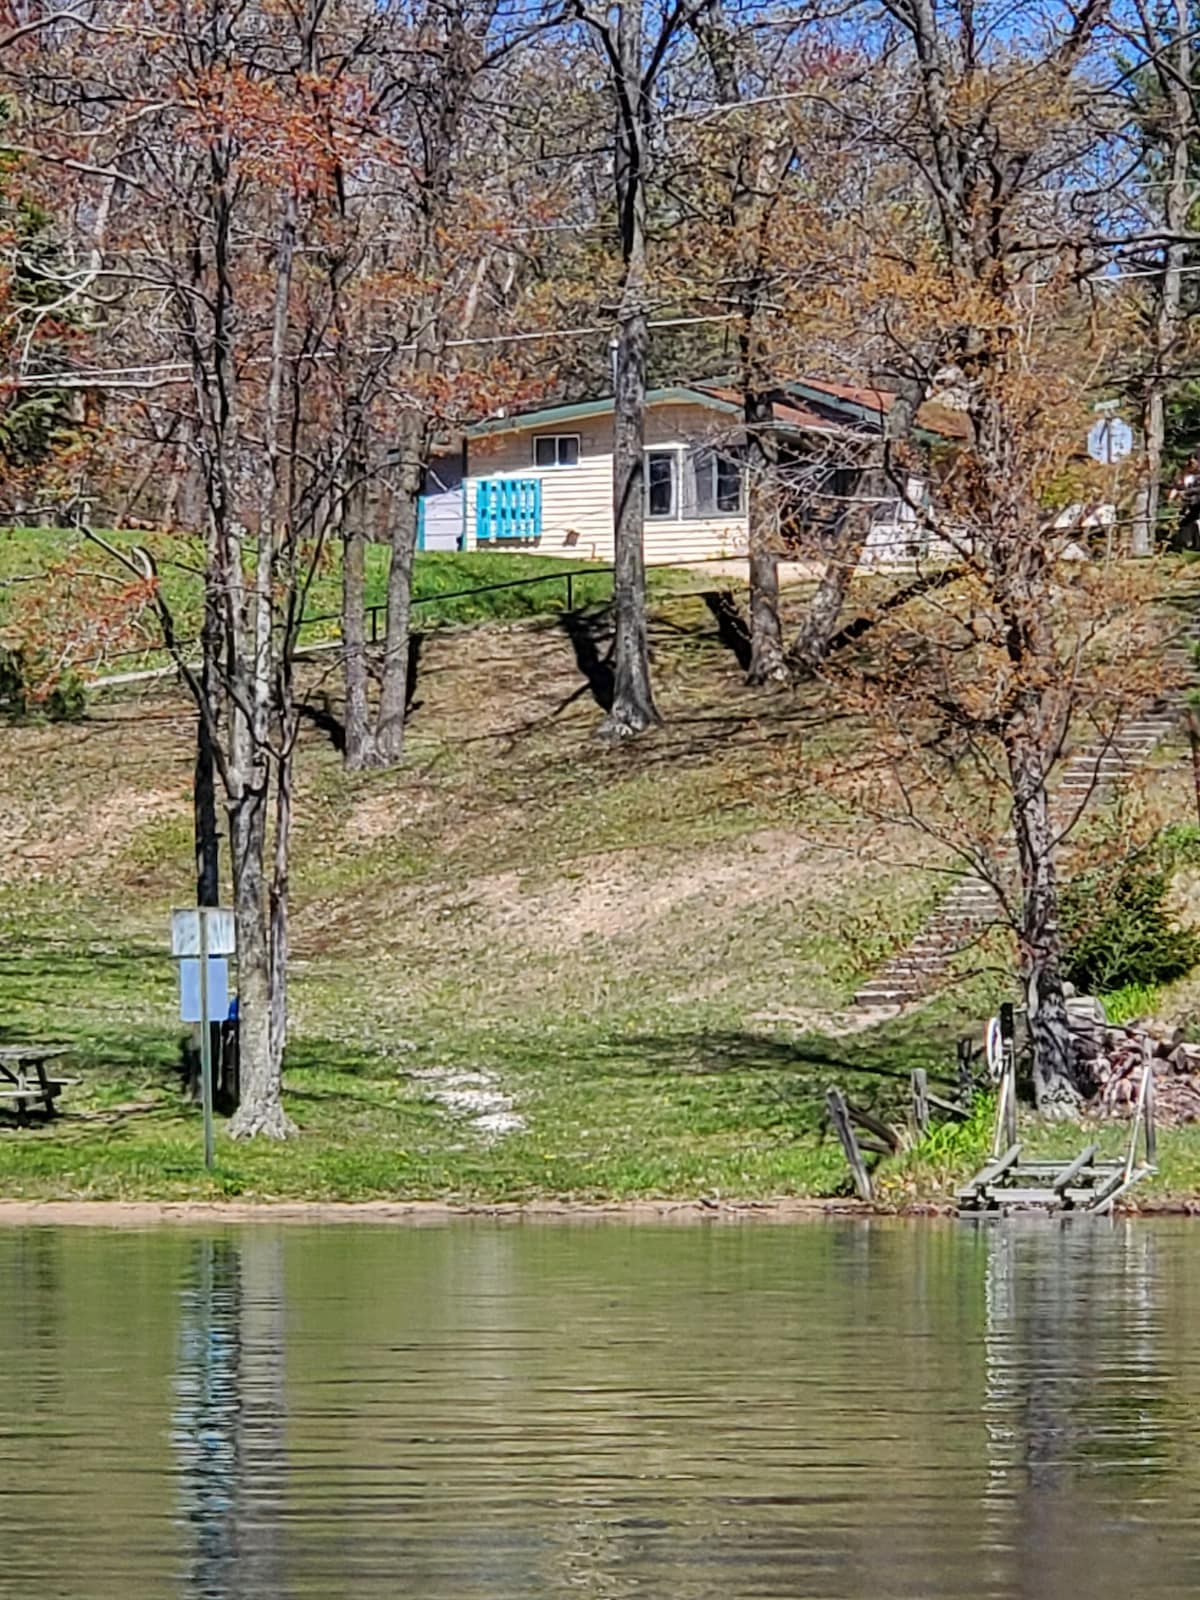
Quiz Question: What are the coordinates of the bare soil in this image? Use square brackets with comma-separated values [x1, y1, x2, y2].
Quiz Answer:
[0, 1196, 876, 1227]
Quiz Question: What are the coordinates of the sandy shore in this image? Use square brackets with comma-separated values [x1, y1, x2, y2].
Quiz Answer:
[0, 1196, 891, 1227]
[0, 1195, 1187, 1226]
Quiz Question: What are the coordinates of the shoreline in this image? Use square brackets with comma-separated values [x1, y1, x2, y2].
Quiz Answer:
[0, 1194, 1192, 1225]
[0, 1195, 894, 1227]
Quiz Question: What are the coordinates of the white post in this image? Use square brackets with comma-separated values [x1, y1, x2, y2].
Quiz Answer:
[199, 909, 214, 1170]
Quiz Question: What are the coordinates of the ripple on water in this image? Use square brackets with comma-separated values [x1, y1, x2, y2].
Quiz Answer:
[1, 1218, 1199, 1598]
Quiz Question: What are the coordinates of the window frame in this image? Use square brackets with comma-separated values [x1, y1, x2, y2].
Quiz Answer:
[644, 443, 745, 522]
[645, 448, 679, 519]
[532, 432, 581, 469]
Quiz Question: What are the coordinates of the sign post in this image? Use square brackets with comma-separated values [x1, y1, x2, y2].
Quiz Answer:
[198, 911, 213, 1169]
[171, 908, 236, 1170]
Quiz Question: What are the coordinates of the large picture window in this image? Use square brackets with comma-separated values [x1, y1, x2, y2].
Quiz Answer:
[644, 445, 743, 520]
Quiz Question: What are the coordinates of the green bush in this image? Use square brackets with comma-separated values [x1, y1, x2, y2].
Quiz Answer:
[0, 645, 85, 722]
[1062, 837, 1200, 995]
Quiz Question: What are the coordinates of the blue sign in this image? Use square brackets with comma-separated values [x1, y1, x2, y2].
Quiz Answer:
[1087, 417, 1133, 463]
[179, 957, 229, 1024]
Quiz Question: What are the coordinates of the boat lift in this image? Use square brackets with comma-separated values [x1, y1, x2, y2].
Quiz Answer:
[956, 1006, 1157, 1217]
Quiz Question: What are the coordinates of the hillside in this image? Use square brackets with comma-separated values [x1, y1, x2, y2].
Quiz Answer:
[1, 582, 1198, 1204]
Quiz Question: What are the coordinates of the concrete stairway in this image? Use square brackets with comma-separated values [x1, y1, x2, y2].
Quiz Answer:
[851, 610, 1200, 1012]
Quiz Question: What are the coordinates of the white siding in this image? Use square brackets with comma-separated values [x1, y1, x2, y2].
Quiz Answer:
[421, 453, 464, 551]
[464, 402, 750, 565]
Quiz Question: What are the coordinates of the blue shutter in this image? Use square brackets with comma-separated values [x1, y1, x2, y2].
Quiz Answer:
[475, 479, 543, 542]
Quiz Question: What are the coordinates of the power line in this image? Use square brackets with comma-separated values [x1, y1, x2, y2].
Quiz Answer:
[12, 311, 742, 390]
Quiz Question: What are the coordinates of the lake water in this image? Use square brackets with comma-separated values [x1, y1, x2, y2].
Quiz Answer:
[0, 1217, 1198, 1598]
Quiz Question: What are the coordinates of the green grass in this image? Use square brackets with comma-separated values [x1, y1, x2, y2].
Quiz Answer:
[0, 529, 693, 671]
[1099, 981, 1163, 1025]
[0, 1001, 971, 1204]
[6, 566, 1192, 1211]
[0, 580, 995, 1204]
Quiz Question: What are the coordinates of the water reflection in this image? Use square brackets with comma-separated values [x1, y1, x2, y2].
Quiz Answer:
[172, 1234, 288, 1600]
[980, 1221, 1179, 1599]
[3, 1220, 1200, 1599]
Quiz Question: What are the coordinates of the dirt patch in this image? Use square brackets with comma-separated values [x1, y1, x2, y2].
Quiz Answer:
[430, 830, 873, 957]
[3, 780, 185, 881]
[345, 788, 440, 844]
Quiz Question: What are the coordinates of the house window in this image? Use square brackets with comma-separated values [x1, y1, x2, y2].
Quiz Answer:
[533, 433, 580, 468]
[646, 450, 677, 518]
[687, 448, 743, 516]
[645, 446, 744, 520]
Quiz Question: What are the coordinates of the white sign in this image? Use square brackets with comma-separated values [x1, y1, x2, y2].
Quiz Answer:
[171, 907, 236, 957]
[179, 958, 230, 1024]
[1087, 417, 1133, 464]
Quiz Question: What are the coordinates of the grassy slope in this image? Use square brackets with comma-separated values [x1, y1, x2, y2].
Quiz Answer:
[0, 577, 1196, 1206]
[0, 531, 693, 664]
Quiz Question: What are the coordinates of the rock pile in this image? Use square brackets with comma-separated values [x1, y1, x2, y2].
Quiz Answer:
[1068, 995, 1200, 1124]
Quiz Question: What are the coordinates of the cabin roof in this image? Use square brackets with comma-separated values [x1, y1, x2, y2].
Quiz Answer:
[466, 378, 968, 444]
[466, 383, 854, 440]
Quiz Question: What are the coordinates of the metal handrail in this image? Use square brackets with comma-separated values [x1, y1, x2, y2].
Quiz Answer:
[69, 548, 797, 677]
[989, 1007, 1018, 1159]
[1125, 1060, 1157, 1180]
[86, 562, 620, 670]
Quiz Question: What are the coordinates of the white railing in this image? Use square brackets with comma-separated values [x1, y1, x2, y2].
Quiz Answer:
[989, 1010, 1019, 1159]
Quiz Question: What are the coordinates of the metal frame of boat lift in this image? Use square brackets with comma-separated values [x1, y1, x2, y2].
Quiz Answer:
[957, 1006, 1157, 1218]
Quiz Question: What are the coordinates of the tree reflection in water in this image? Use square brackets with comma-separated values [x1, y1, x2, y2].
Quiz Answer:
[982, 1221, 1168, 1598]
[172, 1234, 288, 1600]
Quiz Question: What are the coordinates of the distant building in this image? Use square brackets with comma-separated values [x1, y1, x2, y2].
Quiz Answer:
[418, 379, 968, 567]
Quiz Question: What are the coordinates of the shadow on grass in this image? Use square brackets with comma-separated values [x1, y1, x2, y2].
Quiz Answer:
[582, 1022, 964, 1123]
[559, 608, 615, 712]
[700, 590, 752, 672]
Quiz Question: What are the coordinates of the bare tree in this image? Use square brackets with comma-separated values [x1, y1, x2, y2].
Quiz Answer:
[819, 0, 1129, 1110]
[1120, 0, 1194, 557]
[573, 0, 710, 736]
[690, 4, 794, 682]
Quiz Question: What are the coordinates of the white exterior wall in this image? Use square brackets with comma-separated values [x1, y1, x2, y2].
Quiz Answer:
[464, 403, 749, 565]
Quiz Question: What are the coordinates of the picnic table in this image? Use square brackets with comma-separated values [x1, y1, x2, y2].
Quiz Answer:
[0, 1046, 77, 1122]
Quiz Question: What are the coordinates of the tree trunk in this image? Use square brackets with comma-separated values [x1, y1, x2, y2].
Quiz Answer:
[791, 378, 924, 670]
[1131, 387, 1166, 559]
[1131, 0, 1190, 559]
[1004, 722, 1081, 1117]
[228, 193, 296, 1143]
[375, 419, 423, 763]
[194, 621, 221, 907]
[605, 290, 660, 736]
[341, 488, 377, 770]
[601, 0, 660, 739]
[228, 780, 291, 1138]
[268, 732, 294, 1089]
[790, 472, 879, 670]
[1189, 708, 1200, 828]
[744, 386, 786, 684]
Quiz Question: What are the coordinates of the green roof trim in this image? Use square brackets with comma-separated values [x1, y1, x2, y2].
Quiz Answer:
[782, 378, 961, 446]
[782, 379, 886, 428]
[466, 386, 742, 438]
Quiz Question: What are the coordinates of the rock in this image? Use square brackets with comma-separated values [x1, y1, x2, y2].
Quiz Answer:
[1066, 994, 1107, 1029]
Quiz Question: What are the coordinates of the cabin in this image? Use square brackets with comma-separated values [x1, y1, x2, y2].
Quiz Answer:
[418, 379, 967, 567]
